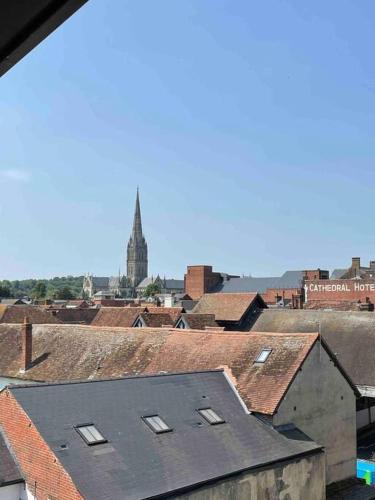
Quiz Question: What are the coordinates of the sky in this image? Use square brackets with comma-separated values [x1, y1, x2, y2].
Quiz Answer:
[2, 0, 375, 280]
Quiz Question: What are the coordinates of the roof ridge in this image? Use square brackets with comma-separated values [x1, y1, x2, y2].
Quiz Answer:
[7, 369, 225, 390]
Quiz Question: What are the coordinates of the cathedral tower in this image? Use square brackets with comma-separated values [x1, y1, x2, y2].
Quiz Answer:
[127, 189, 148, 287]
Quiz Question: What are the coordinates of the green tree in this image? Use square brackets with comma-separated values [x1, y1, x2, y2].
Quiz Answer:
[0, 285, 11, 298]
[144, 282, 162, 297]
[32, 281, 47, 299]
[53, 287, 75, 300]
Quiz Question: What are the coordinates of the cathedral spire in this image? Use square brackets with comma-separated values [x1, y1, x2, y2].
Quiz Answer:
[127, 188, 148, 289]
[131, 187, 143, 240]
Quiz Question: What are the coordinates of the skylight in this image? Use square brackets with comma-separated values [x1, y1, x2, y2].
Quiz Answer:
[255, 348, 272, 363]
[75, 424, 107, 445]
[198, 408, 225, 425]
[143, 415, 172, 434]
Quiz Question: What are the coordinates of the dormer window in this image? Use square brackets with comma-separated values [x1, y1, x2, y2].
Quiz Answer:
[255, 348, 272, 363]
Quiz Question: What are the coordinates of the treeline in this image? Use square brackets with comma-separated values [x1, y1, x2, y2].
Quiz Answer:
[0, 276, 84, 299]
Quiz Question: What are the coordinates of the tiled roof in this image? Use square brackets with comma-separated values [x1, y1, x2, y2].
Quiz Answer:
[0, 305, 61, 324]
[6, 371, 321, 500]
[176, 313, 219, 330]
[90, 307, 147, 327]
[192, 293, 264, 322]
[52, 308, 99, 325]
[136, 312, 174, 327]
[252, 309, 375, 390]
[0, 324, 318, 415]
[0, 430, 23, 487]
[147, 307, 184, 322]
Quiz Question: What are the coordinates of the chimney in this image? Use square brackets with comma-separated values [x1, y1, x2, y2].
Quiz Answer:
[20, 317, 32, 372]
[352, 257, 361, 272]
[370, 261, 375, 270]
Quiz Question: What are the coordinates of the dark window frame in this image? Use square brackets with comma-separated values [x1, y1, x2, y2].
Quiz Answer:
[197, 407, 225, 425]
[142, 415, 173, 434]
[75, 423, 107, 446]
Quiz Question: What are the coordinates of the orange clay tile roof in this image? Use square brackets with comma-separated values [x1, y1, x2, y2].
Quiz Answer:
[192, 293, 263, 322]
[146, 307, 184, 322]
[136, 313, 174, 327]
[0, 305, 61, 324]
[176, 313, 219, 329]
[0, 324, 318, 415]
[90, 307, 147, 327]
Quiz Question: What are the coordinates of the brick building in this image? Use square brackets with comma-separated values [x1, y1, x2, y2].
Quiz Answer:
[305, 257, 375, 310]
[185, 264, 328, 307]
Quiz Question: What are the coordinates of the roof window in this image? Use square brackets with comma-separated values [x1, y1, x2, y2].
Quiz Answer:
[198, 408, 225, 425]
[255, 348, 272, 363]
[143, 415, 172, 434]
[75, 424, 107, 445]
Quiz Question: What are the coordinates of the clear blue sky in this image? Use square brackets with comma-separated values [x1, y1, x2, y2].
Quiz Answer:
[1, 0, 375, 280]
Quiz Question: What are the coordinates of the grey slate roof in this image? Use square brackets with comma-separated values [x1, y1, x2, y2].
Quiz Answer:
[217, 271, 304, 293]
[137, 277, 184, 290]
[91, 277, 110, 288]
[9, 371, 322, 500]
[0, 431, 23, 487]
[330, 269, 348, 280]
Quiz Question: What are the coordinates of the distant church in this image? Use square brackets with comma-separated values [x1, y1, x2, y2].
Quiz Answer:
[83, 189, 183, 299]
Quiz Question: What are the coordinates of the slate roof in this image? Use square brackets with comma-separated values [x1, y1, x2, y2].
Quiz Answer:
[217, 271, 305, 293]
[330, 269, 348, 280]
[0, 325, 319, 415]
[137, 278, 184, 290]
[0, 431, 23, 487]
[0, 305, 61, 324]
[7, 371, 322, 500]
[176, 313, 219, 330]
[192, 293, 265, 322]
[90, 307, 147, 327]
[251, 309, 375, 391]
[326, 477, 375, 499]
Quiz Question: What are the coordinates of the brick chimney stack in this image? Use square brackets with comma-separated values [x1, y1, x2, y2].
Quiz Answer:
[20, 317, 32, 372]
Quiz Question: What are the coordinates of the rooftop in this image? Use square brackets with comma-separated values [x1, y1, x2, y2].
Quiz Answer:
[193, 293, 265, 322]
[0, 324, 319, 415]
[6, 370, 321, 499]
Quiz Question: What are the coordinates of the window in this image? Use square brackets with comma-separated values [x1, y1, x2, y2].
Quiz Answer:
[143, 415, 172, 434]
[255, 348, 272, 363]
[75, 424, 107, 445]
[198, 408, 225, 425]
[176, 319, 185, 329]
[134, 318, 143, 327]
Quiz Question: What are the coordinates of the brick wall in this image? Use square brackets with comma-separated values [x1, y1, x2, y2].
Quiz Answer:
[0, 390, 82, 500]
[305, 279, 375, 306]
[184, 266, 223, 300]
[261, 288, 302, 304]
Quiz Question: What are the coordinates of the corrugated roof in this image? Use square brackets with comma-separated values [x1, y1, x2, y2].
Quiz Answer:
[7, 371, 321, 500]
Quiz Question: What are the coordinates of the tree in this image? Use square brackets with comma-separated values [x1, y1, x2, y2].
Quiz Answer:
[144, 282, 162, 297]
[31, 282, 47, 299]
[0, 285, 11, 298]
[53, 287, 75, 300]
